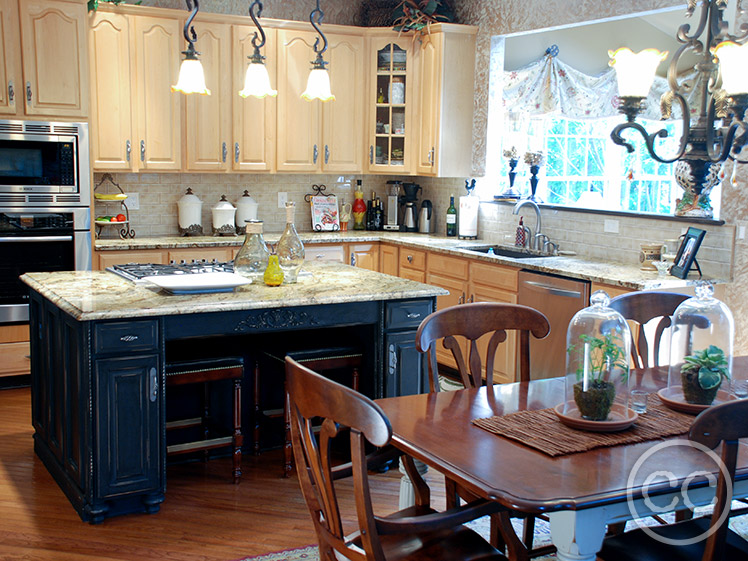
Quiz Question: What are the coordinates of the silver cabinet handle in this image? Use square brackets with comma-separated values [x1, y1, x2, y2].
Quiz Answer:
[388, 343, 397, 376]
[119, 334, 139, 342]
[406, 312, 421, 319]
[140, 140, 145, 162]
[8, 80, 13, 104]
[222, 142, 227, 163]
[350, 253, 356, 266]
[324, 144, 329, 164]
[457, 291, 466, 304]
[468, 294, 474, 303]
[369, 145, 374, 164]
[313, 144, 318, 164]
[315, 254, 325, 259]
[407, 255, 413, 263]
[235, 142, 240, 163]
[126, 140, 131, 162]
[521, 280, 583, 299]
[149, 367, 158, 402]
[26, 81, 32, 103]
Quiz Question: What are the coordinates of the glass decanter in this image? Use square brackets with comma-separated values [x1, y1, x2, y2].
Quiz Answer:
[276, 202, 305, 283]
[233, 220, 269, 283]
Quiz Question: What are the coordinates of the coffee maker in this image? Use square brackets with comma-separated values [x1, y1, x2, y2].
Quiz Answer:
[400, 183, 421, 232]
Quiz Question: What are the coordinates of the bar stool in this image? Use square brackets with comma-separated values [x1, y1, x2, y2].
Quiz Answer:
[254, 346, 362, 477]
[165, 356, 244, 484]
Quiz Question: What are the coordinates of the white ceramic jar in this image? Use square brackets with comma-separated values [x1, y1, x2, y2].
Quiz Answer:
[177, 187, 203, 236]
[235, 190, 259, 233]
[212, 194, 237, 236]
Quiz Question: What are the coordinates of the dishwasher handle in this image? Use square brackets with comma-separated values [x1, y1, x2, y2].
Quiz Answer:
[521, 279, 584, 299]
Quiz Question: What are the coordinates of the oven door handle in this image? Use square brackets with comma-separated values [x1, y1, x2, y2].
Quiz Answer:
[0, 236, 74, 243]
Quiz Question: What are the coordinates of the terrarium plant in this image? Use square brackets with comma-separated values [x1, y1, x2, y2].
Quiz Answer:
[568, 330, 629, 420]
[680, 345, 729, 405]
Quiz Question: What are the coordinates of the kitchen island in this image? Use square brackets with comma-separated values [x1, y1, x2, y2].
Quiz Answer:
[22, 262, 444, 523]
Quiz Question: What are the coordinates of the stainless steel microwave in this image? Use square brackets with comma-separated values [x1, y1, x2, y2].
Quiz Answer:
[0, 119, 90, 208]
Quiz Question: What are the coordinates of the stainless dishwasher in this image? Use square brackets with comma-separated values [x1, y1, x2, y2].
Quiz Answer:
[517, 270, 590, 380]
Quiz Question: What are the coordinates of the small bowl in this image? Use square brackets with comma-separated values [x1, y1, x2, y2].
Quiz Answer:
[652, 260, 671, 276]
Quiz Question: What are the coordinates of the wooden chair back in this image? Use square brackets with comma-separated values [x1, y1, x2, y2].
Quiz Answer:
[688, 398, 748, 561]
[285, 356, 392, 561]
[608, 291, 689, 369]
[415, 302, 550, 391]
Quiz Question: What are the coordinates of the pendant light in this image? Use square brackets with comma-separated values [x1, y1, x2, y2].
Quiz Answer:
[301, 0, 335, 102]
[172, 0, 211, 95]
[239, 0, 277, 98]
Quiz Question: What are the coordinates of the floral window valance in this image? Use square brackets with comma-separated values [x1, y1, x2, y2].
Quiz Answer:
[502, 50, 701, 121]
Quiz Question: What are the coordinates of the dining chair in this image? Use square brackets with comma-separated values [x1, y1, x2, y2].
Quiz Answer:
[285, 356, 509, 561]
[415, 302, 551, 559]
[598, 398, 748, 561]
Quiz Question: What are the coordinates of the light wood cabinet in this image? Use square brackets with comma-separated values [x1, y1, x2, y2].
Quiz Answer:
[0, 324, 30, 378]
[399, 248, 426, 283]
[348, 242, 379, 270]
[307, 243, 346, 263]
[380, 243, 398, 276]
[276, 29, 363, 173]
[366, 33, 414, 173]
[96, 249, 165, 270]
[232, 24, 276, 172]
[0, 0, 20, 116]
[18, 0, 89, 118]
[414, 25, 476, 177]
[426, 253, 470, 370]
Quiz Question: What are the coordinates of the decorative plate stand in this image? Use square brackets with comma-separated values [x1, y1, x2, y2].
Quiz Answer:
[94, 173, 136, 240]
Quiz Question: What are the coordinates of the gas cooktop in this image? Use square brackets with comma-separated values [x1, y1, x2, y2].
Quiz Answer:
[107, 261, 235, 283]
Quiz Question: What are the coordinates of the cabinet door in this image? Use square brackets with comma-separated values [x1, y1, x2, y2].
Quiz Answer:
[384, 330, 427, 398]
[426, 271, 468, 370]
[232, 25, 276, 172]
[185, 21, 231, 171]
[380, 244, 398, 276]
[132, 15, 182, 170]
[0, 0, 20, 116]
[19, 0, 89, 117]
[95, 354, 161, 498]
[97, 249, 165, 270]
[276, 29, 320, 172]
[470, 283, 518, 384]
[89, 11, 134, 170]
[367, 36, 414, 173]
[321, 33, 363, 172]
[415, 33, 441, 175]
[349, 242, 379, 271]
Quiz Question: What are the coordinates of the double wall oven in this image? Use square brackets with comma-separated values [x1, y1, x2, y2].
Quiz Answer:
[0, 119, 91, 324]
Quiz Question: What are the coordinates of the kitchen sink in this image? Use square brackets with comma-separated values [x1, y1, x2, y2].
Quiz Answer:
[458, 245, 547, 259]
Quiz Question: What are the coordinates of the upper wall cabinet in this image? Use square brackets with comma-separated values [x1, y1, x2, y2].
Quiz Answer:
[414, 26, 476, 177]
[89, 9, 182, 171]
[366, 33, 415, 174]
[276, 29, 363, 173]
[0, 0, 89, 118]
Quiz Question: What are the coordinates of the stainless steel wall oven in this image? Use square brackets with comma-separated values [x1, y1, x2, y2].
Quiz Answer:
[0, 120, 91, 324]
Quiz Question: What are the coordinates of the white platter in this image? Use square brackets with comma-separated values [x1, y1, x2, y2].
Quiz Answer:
[142, 272, 250, 294]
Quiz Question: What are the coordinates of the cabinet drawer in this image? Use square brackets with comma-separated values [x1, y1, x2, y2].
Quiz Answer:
[400, 268, 426, 283]
[386, 300, 432, 331]
[0, 342, 31, 376]
[399, 249, 426, 270]
[429, 253, 468, 279]
[94, 320, 159, 355]
[308, 244, 346, 263]
[470, 261, 518, 292]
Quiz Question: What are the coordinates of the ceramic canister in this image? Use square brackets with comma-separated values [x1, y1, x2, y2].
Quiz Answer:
[177, 187, 203, 236]
[235, 190, 259, 233]
[212, 194, 237, 236]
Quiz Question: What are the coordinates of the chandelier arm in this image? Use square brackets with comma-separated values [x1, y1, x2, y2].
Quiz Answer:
[182, 0, 199, 50]
[704, 96, 741, 162]
[676, 0, 709, 44]
[610, 122, 683, 164]
[310, 0, 327, 56]
[249, 1, 266, 51]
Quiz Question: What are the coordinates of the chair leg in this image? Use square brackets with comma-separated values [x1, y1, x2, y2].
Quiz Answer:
[283, 386, 292, 478]
[352, 367, 360, 392]
[203, 382, 210, 461]
[675, 508, 694, 522]
[253, 360, 261, 456]
[232, 378, 243, 484]
[522, 516, 535, 551]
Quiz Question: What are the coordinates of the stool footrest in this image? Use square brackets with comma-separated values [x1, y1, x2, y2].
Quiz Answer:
[166, 417, 202, 430]
[167, 436, 234, 455]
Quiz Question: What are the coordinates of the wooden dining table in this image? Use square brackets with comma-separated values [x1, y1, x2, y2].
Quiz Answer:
[376, 357, 748, 561]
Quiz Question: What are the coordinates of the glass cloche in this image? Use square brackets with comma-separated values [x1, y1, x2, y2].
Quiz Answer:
[665, 283, 735, 409]
[562, 291, 633, 424]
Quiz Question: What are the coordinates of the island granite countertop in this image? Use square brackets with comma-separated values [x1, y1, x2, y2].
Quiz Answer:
[21, 261, 446, 322]
[95, 231, 728, 291]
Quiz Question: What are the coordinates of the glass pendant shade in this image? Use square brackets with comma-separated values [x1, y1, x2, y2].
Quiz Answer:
[608, 47, 668, 98]
[713, 41, 748, 95]
[172, 57, 211, 95]
[302, 67, 335, 102]
[239, 61, 277, 98]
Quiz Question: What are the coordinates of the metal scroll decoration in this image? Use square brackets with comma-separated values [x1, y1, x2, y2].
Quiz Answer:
[234, 309, 321, 331]
[93, 173, 136, 240]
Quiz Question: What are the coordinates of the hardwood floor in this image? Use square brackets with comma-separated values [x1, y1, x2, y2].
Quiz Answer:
[0, 387, 446, 560]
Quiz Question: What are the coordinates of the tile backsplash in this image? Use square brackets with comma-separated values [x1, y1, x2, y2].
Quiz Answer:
[95, 172, 734, 280]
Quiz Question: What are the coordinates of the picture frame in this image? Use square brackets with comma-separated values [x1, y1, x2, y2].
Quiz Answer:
[670, 227, 706, 279]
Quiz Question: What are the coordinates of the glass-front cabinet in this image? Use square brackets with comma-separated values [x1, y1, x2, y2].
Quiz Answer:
[367, 35, 414, 173]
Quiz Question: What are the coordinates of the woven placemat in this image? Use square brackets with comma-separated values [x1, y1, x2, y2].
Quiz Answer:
[472, 396, 694, 457]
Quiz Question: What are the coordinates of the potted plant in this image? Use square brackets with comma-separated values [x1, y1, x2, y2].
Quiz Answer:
[568, 331, 629, 420]
[680, 345, 729, 405]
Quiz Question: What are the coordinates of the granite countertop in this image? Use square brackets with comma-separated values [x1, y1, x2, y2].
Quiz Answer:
[21, 261, 446, 322]
[95, 231, 728, 291]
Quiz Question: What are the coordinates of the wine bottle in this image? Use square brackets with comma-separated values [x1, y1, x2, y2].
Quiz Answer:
[446, 195, 457, 237]
[277, 202, 305, 283]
